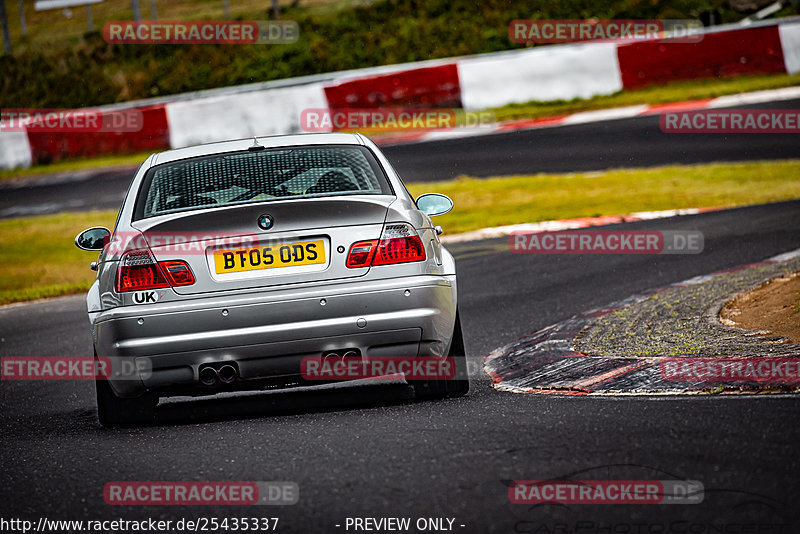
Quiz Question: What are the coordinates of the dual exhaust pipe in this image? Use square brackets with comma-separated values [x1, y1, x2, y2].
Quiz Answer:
[199, 364, 237, 387]
[323, 349, 360, 364]
[199, 350, 360, 387]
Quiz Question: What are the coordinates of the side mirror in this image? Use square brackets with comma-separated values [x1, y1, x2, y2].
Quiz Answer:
[415, 193, 453, 217]
[75, 227, 111, 251]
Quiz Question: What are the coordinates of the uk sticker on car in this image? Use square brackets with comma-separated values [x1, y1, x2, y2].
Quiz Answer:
[132, 290, 160, 304]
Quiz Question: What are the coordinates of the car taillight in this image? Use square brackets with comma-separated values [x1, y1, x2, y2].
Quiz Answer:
[346, 223, 426, 268]
[346, 240, 379, 268]
[373, 223, 426, 265]
[160, 260, 195, 286]
[115, 251, 195, 292]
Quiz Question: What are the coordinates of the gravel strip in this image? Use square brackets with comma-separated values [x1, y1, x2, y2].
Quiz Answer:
[574, 257, 800, 358]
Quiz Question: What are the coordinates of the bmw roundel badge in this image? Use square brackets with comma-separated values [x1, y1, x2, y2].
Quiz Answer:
[258, 214, 274, 230]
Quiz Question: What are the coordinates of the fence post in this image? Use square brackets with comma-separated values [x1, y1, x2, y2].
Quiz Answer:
[0, 0, 12, 55]
[131, 0, 141, 21]
[17, 0, 25, 36]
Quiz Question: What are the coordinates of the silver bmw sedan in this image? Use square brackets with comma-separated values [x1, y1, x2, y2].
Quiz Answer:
[75, 132, 467, 426]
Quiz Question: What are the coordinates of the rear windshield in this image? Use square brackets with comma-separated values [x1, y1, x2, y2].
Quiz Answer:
[134, 144, 392, 220]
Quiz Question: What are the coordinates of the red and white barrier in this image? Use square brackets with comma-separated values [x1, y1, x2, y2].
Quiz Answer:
[457, 43, 623, 111]
[25, 105, 170, 164]
[779, 22, 800, 74]
[0, 131, 32, 169]
[616, 25, 787, 89]
[324, 65, 462, 109]
[2, 19, 799, 170]
[165, 83, 328, 148]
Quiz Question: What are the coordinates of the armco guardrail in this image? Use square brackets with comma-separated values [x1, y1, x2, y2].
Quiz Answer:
[1, 18, 799, 170]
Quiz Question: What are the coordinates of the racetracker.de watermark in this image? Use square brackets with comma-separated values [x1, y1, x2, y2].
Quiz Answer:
[300, 108, 495, 132]
[661, 109, 800, 133]
[509, 19, 703, 44]
[104, 231, 261, 255]
[510, 230, 703, 254]
[1, 356, 151, 381]
[508, 480, 704, 504]
[103, 20, 298, 44]
[660, 357, 800, 383]
[0, 109, 143, 133]
[103, 481, 298, 505]
[301, 356, 457, 381]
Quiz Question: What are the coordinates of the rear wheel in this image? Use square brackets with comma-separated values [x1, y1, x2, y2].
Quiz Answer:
[95, 351, 157, 427]
[96, 379, 158, 427]
[412, 310, 470, 399]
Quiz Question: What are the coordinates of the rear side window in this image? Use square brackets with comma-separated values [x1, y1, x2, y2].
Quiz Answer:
[134, 145, 392, 220]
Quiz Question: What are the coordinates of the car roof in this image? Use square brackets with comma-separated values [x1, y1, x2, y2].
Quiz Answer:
[150, 132, 365, 166]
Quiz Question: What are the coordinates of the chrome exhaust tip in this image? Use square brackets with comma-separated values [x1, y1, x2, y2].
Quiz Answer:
[199, 367, 218, 386]
[322, 352, 340, 363]
[218, 364, 237, 384]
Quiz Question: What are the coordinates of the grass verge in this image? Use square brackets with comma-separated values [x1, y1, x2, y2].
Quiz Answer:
[2, 160, 800, 305]
[0, 210, 117, 305]
[0, 152, 149, 182]
[489, 73, 800, 122]
[406, 160, 800, 235]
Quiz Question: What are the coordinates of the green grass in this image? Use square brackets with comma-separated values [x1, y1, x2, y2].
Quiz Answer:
[5, 0, 798, 109]
[0, 282, 98, 305]
[489, 73, 800, 122]
[406, 160, 800, 235]
[0, 210, 117, 305]
[0, 152, 151, 182]
[2, 0, 369, 52]
[2, 160, 800, 306]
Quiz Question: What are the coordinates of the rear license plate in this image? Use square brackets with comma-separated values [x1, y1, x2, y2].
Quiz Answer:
[213, 239, 326, 274]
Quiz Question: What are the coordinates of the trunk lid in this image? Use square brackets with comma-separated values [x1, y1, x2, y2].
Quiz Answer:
[131, 196, 392, 295]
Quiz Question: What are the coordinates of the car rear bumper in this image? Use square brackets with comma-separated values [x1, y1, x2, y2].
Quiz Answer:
[93, 275, 457, 397]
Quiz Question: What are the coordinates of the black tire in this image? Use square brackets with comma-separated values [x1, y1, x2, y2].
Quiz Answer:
[412, 310, 470, 399]
[96, 379, 157, 427]
[445, 311, 470, 397]
[94, 351, 157, 426]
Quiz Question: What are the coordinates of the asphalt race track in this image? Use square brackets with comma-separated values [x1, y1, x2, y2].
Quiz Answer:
[2, 98, 799, 219]
[2, 197, 800, 530]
